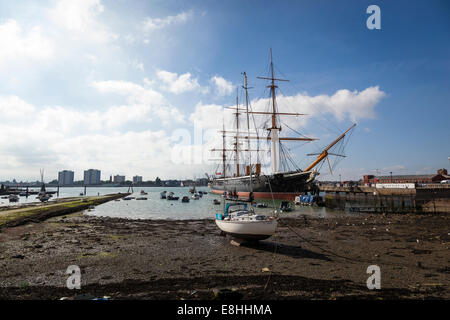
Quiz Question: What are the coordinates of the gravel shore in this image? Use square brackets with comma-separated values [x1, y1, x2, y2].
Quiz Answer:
[0, 211, 448, 299]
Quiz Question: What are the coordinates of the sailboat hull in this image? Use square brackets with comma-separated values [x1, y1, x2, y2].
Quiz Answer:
[215, 219, 278, 240]
[210, 170, 317, 200]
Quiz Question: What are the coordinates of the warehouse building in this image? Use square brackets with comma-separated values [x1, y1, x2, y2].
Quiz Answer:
[363, 169, 449, 185]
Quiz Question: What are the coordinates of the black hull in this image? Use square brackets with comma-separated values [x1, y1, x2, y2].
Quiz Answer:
[211, 170, 317, 194]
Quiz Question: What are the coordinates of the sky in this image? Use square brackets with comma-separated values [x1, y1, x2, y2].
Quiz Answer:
[0, 0, 449, 182]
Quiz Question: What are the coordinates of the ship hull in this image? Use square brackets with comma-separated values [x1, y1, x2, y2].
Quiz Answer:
[210, 170, 318, 200]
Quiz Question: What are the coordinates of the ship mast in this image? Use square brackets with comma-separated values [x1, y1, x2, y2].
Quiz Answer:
[212, 118, 261, 178]
[233, 88, 240, 177]
[257, 49, 286, 173]
[222, 122, 226, 178]
[243, 72, 252, 187]
[219, 49, 318, 177]
[257, 48, 312, 173]
[210, 122, 227, 178]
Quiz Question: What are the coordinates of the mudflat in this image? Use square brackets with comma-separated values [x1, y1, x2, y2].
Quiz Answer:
[0, 211, 448, 299]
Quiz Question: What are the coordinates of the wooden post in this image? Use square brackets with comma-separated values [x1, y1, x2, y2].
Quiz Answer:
[433, 191, 436, 214]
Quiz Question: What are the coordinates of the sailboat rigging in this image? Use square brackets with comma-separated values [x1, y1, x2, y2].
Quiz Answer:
[215, 72, 278, 241]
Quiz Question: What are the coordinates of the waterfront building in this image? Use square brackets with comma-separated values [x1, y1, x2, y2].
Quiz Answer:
[58, 170, 74, 185]
[133, 175, 143, 184]
[113, 175, 126, 183]
[84, 169, 101, 185]
[363, 169, 449, 185]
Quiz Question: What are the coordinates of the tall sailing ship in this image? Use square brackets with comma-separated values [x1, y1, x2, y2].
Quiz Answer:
[210, 50, 356, 200]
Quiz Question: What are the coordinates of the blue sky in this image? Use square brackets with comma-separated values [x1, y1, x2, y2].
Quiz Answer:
[0, 0, 449, 181]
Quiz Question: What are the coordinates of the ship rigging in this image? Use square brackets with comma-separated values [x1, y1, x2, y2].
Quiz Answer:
[210, 49, 356, 200]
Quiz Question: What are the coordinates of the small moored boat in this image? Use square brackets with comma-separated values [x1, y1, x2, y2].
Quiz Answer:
[191, 193, 200, 200]
[38, 194, 51, 202]
[215, 202, 278, 240]
[253, 202, 268, 208]
[167, 192, 179, 200]
[8, 194, 19, 202]
[280, 201, 293, 212]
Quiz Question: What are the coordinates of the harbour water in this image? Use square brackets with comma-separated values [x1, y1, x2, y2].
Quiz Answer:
[0, 186, 352, 220]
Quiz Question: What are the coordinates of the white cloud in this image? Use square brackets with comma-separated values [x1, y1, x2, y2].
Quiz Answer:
[0, 82, 385, 181]
[249, 86, 386, 130]
[0, 119, 184, 181]
[142, 11, 193, 31]
[189, 102, 226, 130]
[92, 80, 144, 95]
[131, 60, 145, 71]
[186, 101, 263, 170]
[34, 106, 103, 134]
[211, 76, 234, 96]
[0, 95, 35, 118]
[156, 70, 201, 94]
[48, 0, 117, 43]
[323, 86, 385, 122]
[83, 53, 98, 63]
[91, 79, 185, 123]
[0, 20, 54, 66]
[0, 93, 191, 181]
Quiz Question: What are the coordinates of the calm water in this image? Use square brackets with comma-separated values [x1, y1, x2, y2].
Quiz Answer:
[1, 186, 350, 220]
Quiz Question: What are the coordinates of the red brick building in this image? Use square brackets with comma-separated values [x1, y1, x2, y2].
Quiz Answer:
[363, 169, 449, 184]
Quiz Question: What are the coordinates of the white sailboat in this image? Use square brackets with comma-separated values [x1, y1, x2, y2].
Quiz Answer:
[215, 203, 277, 240]
[215, 72, 278, 241]
[37, 169, 51, 202]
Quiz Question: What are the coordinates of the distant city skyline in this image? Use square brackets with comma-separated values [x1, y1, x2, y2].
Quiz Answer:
[0, 1, 449, 181]
[1, 168, 151, 184]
